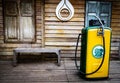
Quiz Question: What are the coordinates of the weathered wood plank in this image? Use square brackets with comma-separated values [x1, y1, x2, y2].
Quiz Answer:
[45, 26, 84, 30]
[45, 17, 85, 21]
[45, 22, 84, 26]
[45, 34, 79, 38]
[45, 30, 81, 34]
[45, 0, 85, 5]
[45, 13, 85, 18]
[45, 4, 85, 9]
[118, 41, 120, 59]
[45, 38, 78, 42]
[45, 46, 76, 50]
[112, 35, 120, 38]
[45, 42, 80, 46]
[0, 48, 14, 52]
[0, 52, 13, 55]
[45, 8, 85, 13]
[111, 23, 120, 26]
[0, 44, 33, 48]
[112, 31, 120, 35]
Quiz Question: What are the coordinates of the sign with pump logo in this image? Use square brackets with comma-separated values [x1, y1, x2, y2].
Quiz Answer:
[92, 45, 104, 59]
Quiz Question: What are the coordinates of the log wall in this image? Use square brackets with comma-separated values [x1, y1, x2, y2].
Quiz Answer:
[111, 0, 120, 59]
[44, 0, 120, 58]
[0, 0, 120, 60]
[44, 0, 84, 57]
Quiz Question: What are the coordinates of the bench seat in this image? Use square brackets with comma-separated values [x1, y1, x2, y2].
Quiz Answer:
[13, 48, 61, 66]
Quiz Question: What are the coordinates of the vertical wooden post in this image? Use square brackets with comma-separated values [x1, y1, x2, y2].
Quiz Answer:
[41, 0, 45, 47]
[13, 50, 17, 67]
[118, 41, 120, 59]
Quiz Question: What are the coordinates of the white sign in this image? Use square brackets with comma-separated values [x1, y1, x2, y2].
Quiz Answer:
[56, 0, 74, 21]
[92, 45, 104, 59]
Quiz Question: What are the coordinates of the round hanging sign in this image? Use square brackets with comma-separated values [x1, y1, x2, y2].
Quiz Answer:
[92, 45, 104, 59]
[56, 0, 74, 21]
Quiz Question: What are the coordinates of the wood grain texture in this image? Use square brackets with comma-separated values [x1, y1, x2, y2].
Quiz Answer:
[0, 0, 119, 59]
[0, 60, 120, 82]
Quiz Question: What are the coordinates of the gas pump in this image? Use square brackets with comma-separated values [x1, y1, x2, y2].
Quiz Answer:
[75, 15, 112, 79]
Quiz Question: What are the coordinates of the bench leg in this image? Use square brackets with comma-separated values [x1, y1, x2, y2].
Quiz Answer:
[57, 51, 61, 66]
[13, 51, 17, 67]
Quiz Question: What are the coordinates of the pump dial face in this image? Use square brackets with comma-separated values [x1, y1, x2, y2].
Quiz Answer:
[92, 45, 104, 59]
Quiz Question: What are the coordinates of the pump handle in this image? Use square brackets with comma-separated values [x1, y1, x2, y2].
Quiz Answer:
[88, 14, 105, 36]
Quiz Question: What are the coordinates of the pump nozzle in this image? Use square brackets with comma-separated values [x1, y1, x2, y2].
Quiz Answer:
[88, 14, 105, 36]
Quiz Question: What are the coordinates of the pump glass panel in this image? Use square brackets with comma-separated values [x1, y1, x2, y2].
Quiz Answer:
[85, 1, 111, 27]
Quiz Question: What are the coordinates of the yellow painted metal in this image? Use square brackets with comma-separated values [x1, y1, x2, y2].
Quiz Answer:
[86, 29, 111, 78]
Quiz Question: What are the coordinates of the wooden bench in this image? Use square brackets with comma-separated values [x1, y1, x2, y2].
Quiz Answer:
[13, 48, 61, 66]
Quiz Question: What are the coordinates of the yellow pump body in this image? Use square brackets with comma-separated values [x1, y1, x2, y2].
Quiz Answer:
[80, 27, 111, 79]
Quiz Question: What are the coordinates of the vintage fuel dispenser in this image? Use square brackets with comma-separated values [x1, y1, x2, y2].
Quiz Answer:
[75, 15, 112, 79]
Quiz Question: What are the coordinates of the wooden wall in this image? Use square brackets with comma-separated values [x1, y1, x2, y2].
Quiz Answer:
[44, 0, 120, 58]
[0, 0, 120, 60]
[44, 0, 85, 57]
[111, 0, 120, 59]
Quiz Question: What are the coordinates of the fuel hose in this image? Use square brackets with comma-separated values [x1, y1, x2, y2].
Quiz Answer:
[75, 33, 105, 75]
